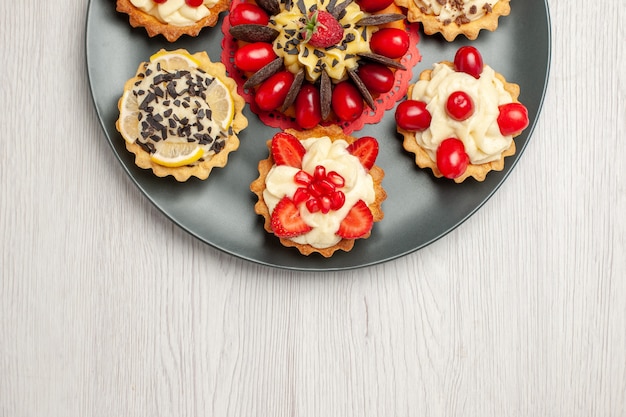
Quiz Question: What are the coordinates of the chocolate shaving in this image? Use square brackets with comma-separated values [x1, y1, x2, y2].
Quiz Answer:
[229, 25, 279, 43]
[348, 68, 375, 110]
[320, 70, 332, 120]
[356, 13, 406, 26]
[358, 52, 406, 70]
[256, 0, 280, 15]
[243, 58, 284, 89]
[280, 69, 305, 112]
[331, 0, 353, 19]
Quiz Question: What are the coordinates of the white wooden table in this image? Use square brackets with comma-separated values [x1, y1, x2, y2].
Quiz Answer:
[2, 1, 625, 416]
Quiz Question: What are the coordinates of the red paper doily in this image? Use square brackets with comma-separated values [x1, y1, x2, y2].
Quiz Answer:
[221, 0, 421, 134]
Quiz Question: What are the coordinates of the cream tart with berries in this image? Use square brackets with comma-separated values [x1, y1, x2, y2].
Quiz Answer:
[116, 49, 248, 181]
[395, 0, 510, 41]
[251, 125, 386, 257]
[223, 0, 420, 132]
[395, 46, 529, 183]
[117, 0, 230, 42]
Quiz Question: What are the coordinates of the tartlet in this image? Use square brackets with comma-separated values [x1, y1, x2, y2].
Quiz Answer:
[394, 0, 511, 41]
[251, 125, 386, 257]
[395, 46, 529, 182]
[116, 49, 248, 181]
[222, 0, 421, 132]
[116, 0, 230, 42]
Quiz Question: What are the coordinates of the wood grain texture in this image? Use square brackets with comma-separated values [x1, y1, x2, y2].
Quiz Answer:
[1, 1, 625, 416]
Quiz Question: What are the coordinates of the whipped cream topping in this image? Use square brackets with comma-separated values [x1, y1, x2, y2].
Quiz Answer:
[269, 0, 374, 82]
[413, 0, 498, 24]
[131, 0, 219, 26]
[263, 137, 376, 248]
[410, 62, 514, 164]
[128, 60, 228, 161]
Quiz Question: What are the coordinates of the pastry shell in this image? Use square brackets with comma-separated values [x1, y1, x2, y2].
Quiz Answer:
[395, 0, 511, 41]
[398, 62, 521, 183]
[116, 0, 230, 42]
[116, 49, 248, 182]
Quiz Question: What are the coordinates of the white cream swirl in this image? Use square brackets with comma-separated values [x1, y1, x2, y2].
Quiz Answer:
[269, 0, 374, 82]
[410, 63, 514, 164]
[413, 0, 499, 23]
[263, 137, 376, 248]
[130, 0, 219, 26]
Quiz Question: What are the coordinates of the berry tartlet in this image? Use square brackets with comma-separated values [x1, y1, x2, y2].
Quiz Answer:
[251, 125, 386, 257]
[395, 46, 529, 182]
[116, 0, 230, 42]
[222, 0, 421, 132]
[394, 0, 510, 41]
[116, 49, 248, 181]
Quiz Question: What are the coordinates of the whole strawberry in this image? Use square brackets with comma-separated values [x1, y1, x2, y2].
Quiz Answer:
[301, 10, 344, 48]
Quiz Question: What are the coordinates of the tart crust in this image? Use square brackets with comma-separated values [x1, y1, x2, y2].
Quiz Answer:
[116, 49, 248, 182]
[395, 0, 510, 41]
[116, 0, 230, 42]
[398, 62, 521, 183]
[250, 125, 386, 257]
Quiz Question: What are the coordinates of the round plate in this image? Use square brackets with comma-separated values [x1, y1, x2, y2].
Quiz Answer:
[86, 0, 551, 271]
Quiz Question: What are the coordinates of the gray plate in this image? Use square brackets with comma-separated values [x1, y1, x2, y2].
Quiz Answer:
[86, 0, 551, 271]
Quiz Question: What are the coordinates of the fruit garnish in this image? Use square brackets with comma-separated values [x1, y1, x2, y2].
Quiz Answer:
[255, 70, 295, 111]
[149, 50, 200, 71]
[118, 89, 140, 142]
[395, 100, 431, 131]
[185, 0, 204, 6]
[271, 132, 306, 167]
[454, 46, 483, 79]
[301, 10, 344, 48]
[369, 28, 410, 59]
[355, 0, 394, 12]
[150, 142, 205, 168]
[346, 136, 379, 170]
[446, 91, 474, 121]
[295, 84, 322, 129]
[271, 197, 312, 238]
[234, 42, 277, 73]
[497, 103, 529, 136]
[229, 3, 270, 26]
[204, 77, 235, 130]
[331, 81, 364, 122]
[436, 138, 469, 179]
[292, 166, 347, 214]
[337, 200, 373, 239]
[153, 0, 167, 3]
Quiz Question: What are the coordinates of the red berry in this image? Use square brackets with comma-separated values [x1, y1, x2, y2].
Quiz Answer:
[301, 11, 344, 48]
[357, 62, 395, 94]
[454, 46, 483, 79]
[446, 91, 474, 121]
[185, 0, 204, 6]
[331, 81, 364, 122]
[229, 3, 269, 26]
[436, 138, 469, 179]
[395, 100, 431, 131]
[370, 28, 410, 59]
[255, 71, 294, 111]
[295, 84, 322, 129]
[356, 0, 394, 12]
[497, 103, 529, 136]
[153, 0, 167, 3]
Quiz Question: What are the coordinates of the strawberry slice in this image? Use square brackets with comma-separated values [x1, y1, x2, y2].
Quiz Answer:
[271, 132, 306, 167]
[346, 136, 379, 170]
[271, 197, 312, 238]
[337, 200, 373, 239]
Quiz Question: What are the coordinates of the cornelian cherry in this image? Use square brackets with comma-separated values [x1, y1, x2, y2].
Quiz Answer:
[153, 0, 167, 3]
[436, 138, 469, 179]
[446, 91, 474, 121]
[185, 0, 204, 6]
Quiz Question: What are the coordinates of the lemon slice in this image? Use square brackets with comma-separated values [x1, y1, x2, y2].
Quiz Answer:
[149, 50, 200, 71]
[150, 142, 205, 167]
[205, 77, 234, 130]
[118, 89, 139, 142]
